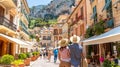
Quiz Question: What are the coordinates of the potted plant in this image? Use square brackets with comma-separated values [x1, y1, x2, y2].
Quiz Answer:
[111, 61, 119, 67]
[18, 53, 27, 66]
[36, 52, 40, 59]
[93, 21, 105, 35]
[31, 52, 37, 61]
[25, 53, 31, 66]
[103, 59, 111, 67]
[11, 60, 24, 67]
[18, 53, 27, 60]
[86, 55, 92, 64]
[85, 26, 94, 38]
[0, 54, 14, 67]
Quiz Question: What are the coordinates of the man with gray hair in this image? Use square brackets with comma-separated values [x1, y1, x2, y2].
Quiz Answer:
[69, 35, 84, 67]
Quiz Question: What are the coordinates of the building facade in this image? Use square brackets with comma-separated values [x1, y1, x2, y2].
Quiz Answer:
[17, 0, 30, 53]
[0, 0, 30, 56]
[67, 0, 120, 62]
[84, 0, 120, 64]
[17, 0, 30, 41]
[40, 28, 53, 49]
[67, 0, 87, 39]
[0, 0, 19, 56]
[66, 0, 87, 56]
[58, 14, 69, 39]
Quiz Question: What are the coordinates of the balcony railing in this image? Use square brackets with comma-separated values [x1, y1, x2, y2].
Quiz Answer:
[20, 21, 29, 35]
[0, 16, 16, 31]
[43, 38, 51, 40]
[21, 9, 29, 21]
[105, 19, 114, 28]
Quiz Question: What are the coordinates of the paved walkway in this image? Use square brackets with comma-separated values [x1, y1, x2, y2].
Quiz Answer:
[26, 56, 100, 67]
[26, 56, 59, 67]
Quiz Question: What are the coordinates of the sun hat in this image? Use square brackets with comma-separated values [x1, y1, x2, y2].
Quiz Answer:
[58, 39, 68, 47]
[70, 35, 80, 43]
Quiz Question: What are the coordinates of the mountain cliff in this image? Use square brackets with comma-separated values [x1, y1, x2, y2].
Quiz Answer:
[29, 0, 75, 19]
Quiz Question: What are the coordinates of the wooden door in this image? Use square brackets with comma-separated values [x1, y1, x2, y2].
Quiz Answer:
[7, 42, 12, 55]
[0, 40, 4, 56]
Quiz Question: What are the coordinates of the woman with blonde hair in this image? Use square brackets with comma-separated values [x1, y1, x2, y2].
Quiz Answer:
[58, 39, 71, 67]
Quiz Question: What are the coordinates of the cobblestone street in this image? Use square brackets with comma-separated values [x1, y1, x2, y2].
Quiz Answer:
[27, 56, 59, 67]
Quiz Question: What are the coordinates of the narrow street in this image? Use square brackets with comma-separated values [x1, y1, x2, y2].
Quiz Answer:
[0, 0, 120, 67]
[27, 56, 59, 67]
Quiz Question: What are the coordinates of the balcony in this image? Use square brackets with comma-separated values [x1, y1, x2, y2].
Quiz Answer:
[21, 9, 29, 21]
[0, 0, 17, 8]
[0, 16, 16, 31]
[21, 9, 29, 25]
[43, 38, 51, 40]
[20, 21, 29, 35]
[105, 19, 114, 28]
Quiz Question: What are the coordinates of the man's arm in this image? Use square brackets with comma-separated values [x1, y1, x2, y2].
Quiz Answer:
[81, 52, 85, 59]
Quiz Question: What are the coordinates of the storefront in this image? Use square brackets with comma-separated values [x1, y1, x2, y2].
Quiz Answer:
[0, 33, 29, 56]
[83, 26, 120, 59]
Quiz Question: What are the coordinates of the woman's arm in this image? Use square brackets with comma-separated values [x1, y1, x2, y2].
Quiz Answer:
[58, 50, 61, 61]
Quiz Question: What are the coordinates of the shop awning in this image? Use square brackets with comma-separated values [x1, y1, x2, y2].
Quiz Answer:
[102, 0, 111, 12]
[83, 26, 120, 45]
[25, 41, 35, 45]
[0, 33, 29, 46]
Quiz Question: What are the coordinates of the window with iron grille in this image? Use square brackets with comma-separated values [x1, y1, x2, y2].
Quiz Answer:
[105, 0, 113, 18]
[93, 6, 97, 23]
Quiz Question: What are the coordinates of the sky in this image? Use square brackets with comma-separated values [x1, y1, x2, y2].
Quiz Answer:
[27, 0, 52, 8]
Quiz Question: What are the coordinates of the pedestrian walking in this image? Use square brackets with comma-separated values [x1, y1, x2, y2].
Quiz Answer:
[43, 49, 46, 58]
[46, 50, 48, 58]
[69, 35, 84, 67]
[53, 48, 58, 63]
[47, 50, 52, 62]
[58, 39, 71, 67]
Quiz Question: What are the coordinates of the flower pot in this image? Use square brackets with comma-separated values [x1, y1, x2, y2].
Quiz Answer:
[35, 56, 38, 60]
[31, 56, 36, 61]
[7, 64, 25, 67]
[0, 64, 14, 67]
[18, 64, 24, 67]
[24, 58, 31, 66]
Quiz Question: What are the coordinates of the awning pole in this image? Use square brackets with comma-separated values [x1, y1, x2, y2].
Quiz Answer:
[99, 44, 101, 58]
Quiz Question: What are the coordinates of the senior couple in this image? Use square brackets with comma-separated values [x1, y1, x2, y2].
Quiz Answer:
[58, 35, 85, 67]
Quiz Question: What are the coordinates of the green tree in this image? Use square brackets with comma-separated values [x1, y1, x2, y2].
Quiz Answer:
[29, 18, 57, 28]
